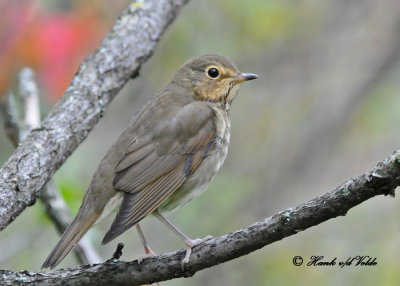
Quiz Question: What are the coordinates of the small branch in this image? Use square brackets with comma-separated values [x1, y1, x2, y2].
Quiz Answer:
[1, 149, 399, 285]
[18, 68, 101, 264]
[1, 68, 101, 265]
[19, 68, 40, 131]
[39, 174, 101, 265]
[0, 93, 20, 146]
[0, 0, 190, 231]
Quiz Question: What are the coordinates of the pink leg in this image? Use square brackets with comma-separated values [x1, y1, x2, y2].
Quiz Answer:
[136, 223, 156, 264]
[153, 211, 213, 265]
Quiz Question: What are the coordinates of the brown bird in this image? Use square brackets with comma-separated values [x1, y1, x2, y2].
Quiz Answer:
[42, 54, 258, 269]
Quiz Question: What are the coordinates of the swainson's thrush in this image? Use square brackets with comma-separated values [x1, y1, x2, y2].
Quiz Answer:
[42, 55, 258, 269]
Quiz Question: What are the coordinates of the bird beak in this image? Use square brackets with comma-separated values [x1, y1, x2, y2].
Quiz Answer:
[231, 73, 259, 83]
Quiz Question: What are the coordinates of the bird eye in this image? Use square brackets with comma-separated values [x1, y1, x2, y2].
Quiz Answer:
[207, 67, 219, 78]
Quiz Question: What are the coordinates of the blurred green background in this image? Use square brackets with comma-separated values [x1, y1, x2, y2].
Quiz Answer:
[1, 0, 400, 285]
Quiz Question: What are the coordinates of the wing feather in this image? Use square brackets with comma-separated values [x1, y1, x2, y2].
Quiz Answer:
[114, 141, 154, 172]
[102, 102, 218, 244]
[102, 161, 186, 243]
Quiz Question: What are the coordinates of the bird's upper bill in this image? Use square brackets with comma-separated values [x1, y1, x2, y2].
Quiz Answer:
[231, 73, 259, 84]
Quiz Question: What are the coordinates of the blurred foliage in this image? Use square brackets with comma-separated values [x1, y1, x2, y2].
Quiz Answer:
[0, 0, 121, 102]
[56, 176, 86, 213]
[1, 0, 400, 285]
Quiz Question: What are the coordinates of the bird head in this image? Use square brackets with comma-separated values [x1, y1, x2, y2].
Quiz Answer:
[172, 55, 258, 110]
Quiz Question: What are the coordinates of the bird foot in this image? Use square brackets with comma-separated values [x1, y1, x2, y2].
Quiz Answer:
[182, 235, 214, 267]
[137, 247, 157, 265]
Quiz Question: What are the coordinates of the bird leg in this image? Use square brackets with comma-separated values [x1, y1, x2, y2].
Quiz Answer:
[136, 223, 156, 265]
[153, 210, 213, 265]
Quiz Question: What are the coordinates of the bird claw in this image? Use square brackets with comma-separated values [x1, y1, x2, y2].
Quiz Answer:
[181, 235, 214, 268]
[137, 247, 157, 266]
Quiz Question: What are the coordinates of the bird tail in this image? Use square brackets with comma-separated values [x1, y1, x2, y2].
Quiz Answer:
[42, 212, 99, 269]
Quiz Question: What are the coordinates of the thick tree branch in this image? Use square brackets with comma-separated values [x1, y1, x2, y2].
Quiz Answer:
[1, 149, 398, 285]
[0, 0, 190, 230]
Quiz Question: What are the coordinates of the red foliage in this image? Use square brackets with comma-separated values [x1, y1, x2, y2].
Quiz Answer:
[0, 1, 109, 102]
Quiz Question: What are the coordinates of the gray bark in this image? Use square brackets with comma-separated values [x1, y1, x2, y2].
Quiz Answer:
[0, 0, 190, 230]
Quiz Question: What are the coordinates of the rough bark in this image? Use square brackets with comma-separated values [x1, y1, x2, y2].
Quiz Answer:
[0, 149, 398, 285]
[0, 0, 190, 230]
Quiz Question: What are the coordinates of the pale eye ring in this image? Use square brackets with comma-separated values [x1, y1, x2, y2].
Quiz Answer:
[207, 67, 220, 79]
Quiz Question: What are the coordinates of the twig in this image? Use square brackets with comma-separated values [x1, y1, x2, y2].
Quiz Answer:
[0, 0, 190, 231]
[19, 68, 40, 131]
[0, 93, 20, 146]
[0, 68, 102, 265]
[19, 68, 101, 265]
[112, 243, 124, 260]
[0, 149, 398, 285]
[39, 166, 101, 265]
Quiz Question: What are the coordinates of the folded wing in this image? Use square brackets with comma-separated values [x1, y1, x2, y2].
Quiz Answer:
[102, 102, 217, 244]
